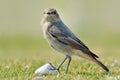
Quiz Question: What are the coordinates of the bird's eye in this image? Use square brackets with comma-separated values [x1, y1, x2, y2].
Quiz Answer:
[53, 11, 56, 14]
[47, 12, 51, 15]
[51, 11, 56, 15]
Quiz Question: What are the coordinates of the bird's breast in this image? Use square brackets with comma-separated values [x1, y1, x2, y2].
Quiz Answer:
[42, 22, 76, 56]
[45, 32, 75, 56]
[42, 22, 51, 39]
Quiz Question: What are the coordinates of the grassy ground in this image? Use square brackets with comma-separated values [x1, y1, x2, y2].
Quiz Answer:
[0, 34, 120, 80]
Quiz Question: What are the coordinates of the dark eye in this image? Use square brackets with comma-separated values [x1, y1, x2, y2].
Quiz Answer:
[53, 11, 56, 14]
[52, 11, 56, 14]
[47, 12, 51, 15]
[51, 11, 56, 15]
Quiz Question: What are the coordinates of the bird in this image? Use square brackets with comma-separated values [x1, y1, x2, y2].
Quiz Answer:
[41, 8, 109, 73]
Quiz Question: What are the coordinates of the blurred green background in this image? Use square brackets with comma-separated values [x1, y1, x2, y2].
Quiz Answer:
[0, 0, 120, 59]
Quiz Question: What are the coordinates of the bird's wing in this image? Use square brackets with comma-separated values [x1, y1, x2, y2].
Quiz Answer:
[52, 20, 89, 49]
[48, 24, 99, 58]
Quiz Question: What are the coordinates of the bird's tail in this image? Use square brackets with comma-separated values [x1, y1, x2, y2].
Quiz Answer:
[92, 58, 109, 72]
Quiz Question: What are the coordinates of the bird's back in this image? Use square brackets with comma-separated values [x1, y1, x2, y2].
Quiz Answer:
[52, 20, 89, 50]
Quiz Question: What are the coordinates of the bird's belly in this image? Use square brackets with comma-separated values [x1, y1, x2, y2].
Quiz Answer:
[45, 34, 91, 59]
[46, 35, 74, 56]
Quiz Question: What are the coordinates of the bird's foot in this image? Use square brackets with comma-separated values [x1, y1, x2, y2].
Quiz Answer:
[56, 68, 60, 73]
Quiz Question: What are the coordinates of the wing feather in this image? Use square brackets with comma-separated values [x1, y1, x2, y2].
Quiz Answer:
[48, 25, 99, 58]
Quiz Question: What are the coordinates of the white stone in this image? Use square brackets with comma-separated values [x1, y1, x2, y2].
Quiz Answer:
[35, 63, 59, 76]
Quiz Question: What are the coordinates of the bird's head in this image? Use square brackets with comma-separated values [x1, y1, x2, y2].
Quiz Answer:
[43, 8, 60, 22]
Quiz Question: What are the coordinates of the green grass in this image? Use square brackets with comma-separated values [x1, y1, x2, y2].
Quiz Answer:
[0, 34, 120, 80]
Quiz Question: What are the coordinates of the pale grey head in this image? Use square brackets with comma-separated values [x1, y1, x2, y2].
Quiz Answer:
[43, 8, 60, 23]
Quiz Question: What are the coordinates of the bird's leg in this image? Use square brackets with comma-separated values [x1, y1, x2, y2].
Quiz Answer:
[57, 56, 68, 72]
[66, 56, 72, 73]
